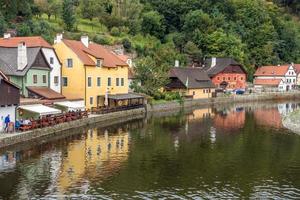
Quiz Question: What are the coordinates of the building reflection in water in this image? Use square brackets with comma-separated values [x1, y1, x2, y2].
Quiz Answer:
[213, 107, 246, 132]
[254, 102, 299, 129]
[57, 127, 130, 193]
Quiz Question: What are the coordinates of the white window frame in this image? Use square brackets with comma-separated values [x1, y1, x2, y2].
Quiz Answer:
[62, 77, 68, 87]
[87, 77, 92, 87]
[67, 58, 73, 68]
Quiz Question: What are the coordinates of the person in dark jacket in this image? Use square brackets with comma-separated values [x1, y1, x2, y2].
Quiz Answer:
[4, 115, 10, 133]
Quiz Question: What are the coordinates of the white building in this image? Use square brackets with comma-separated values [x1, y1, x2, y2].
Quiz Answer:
[253, 64, 297, 92]
[42, 48, 62, 93]
[0, 70, 19, 132]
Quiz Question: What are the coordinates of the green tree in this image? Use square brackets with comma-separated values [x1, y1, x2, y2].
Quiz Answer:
[62, 0, 76, 31]
[141, 11, 165, 39]
[132, 56, 170, 96]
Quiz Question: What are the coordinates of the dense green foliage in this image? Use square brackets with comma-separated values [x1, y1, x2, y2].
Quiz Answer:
[0, 0, 300, 96]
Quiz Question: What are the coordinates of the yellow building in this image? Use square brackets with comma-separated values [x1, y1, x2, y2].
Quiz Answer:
[53, 34, 129, 109]
[165, 67, 216, 99]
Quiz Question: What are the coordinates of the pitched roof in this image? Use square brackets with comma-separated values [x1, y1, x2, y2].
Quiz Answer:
[88, 43, 128, 67]
[204, 58, 246, 77]
[169, 67, 215, 89]
[292, 64, 300, 75]
[0, 36, 53, 48]
[62, 39, 128, 67]
[0, 47, 49, 76]
[254, 65, 290, 76]
[27, 86, 65, 100]
[254, 79, 282, 86]
[0, 69, 20, 89]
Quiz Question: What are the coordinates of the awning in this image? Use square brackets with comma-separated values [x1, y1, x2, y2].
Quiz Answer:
[19, 104, 61, 116]
[54, 101, 85, 111]
[27, 86, 65, 100]
[108, 93, 144, 100]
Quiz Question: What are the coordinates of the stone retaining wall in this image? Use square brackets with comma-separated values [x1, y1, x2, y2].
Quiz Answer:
[147, 92, 300, 112]
[1, 92, 300, 149]
[0, 108, 145, 148]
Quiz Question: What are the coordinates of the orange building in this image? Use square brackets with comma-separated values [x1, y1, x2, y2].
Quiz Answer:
[204, 58, 247, 90]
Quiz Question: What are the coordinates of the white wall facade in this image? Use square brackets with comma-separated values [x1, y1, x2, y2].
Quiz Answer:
[255, 66, 297, 91]
[0, 105, 16, 132]
[42, 48, 62, 93]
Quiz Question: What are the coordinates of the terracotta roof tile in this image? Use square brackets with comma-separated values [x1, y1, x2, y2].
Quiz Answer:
[27, 86, 65, 100]
[88, 43, 128, 67]
[62, 39, 128, 67]
[293, 64, 300, 74]
[0, 36, 53, 48]
[254, 65, 290, 76]
[254, 79, 282, 86]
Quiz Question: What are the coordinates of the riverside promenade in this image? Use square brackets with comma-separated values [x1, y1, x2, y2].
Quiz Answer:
[1, 91, 300, 149]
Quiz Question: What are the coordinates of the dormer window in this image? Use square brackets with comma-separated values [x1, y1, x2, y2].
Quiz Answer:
[96, 59, 102, 67]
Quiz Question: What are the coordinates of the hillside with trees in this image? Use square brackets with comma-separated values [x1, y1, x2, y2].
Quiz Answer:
[0, 0, 300, 94]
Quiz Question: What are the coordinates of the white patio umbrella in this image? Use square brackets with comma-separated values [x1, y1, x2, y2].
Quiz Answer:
[104, 88, 109, 107]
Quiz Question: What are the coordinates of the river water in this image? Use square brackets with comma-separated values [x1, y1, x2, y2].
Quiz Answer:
[1, 101, 300, 199]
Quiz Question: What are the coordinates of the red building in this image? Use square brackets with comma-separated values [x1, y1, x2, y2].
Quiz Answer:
[204, 58, 247, 90]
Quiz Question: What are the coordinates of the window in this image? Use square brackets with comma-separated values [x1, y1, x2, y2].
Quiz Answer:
[116, 78, 120, 86]
[96, 59, 102, 67]
[42, 75, 47, 83]
[234, 77, 237, 81]
[108, 77, 111, 86]
[121, 78, 124, 86]
[203, 89, 206, 93]
[88, 77, 92, 87]
[228, 77, 231, 81]
[50, 57, 54, 64]
[54, 76, 59, 86]
[67, 59, 73, 68]
[241, 77, 244, 81]
[223, 77, 225, 81]
[90, 97, 93, 105]
[217, 77, 220, 81]
[97, 77, 101, 87]
[33, 75, 37, 84]
[62, 77, 68, 87]
[193, 91, 195, 95]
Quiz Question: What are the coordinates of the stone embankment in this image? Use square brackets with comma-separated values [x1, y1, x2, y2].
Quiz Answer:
[0, 108, 145, 148]
[1, 91, 300, 149]
[282, 109, 300, 135]
[148, 92, 300, 112]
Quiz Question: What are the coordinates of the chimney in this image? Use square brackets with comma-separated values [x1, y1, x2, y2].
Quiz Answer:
[17, 42, 27, 71]
[81, 35, 89, 48]
[3, 33, 11, 39]
[211, 57, 217, 68]
[175, 60, 180, 67]
[54, 33, 63, 44]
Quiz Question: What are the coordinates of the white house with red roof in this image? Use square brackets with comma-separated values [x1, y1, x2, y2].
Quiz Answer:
[253, 64, 297, 91]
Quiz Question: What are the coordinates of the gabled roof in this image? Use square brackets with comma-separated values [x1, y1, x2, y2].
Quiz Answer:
[27, 86, 65, 100]
[254, 65, 291, 76]
[62, 39, 128, 67]
[204, 58, 246, 77]
[0, 47, 50, 76]
[0, 69, 20, 89]
[254, 79, 282, 86]
[292, 64, 300, 75]
[169, 67, 215, 89]
[0, 36, 53, 48]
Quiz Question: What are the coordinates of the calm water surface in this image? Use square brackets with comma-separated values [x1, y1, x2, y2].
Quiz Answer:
[1, 102, 300, 199]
